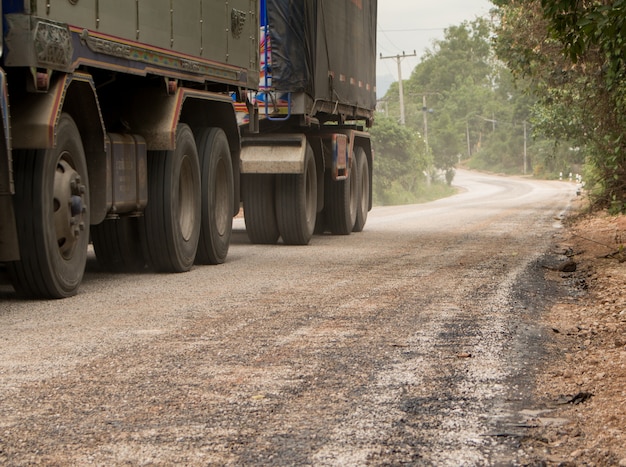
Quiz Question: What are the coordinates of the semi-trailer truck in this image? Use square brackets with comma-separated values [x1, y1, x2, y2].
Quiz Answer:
[0, 0, 376, 299]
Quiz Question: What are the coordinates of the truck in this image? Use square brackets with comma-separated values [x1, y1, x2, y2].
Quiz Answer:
[0, 0, 377, 299]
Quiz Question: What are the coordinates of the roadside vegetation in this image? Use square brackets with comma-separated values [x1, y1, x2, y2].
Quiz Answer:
[375, 2, 626, 213]
[370, 114, 457, 205]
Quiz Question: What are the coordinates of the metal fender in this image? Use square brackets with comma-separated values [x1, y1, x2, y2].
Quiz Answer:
[9, 72, 109, 224]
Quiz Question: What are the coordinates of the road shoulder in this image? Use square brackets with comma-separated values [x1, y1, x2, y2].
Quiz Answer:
[526, 210, 626, 465]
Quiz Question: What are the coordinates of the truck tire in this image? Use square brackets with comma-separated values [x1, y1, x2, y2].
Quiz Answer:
[242, 174, 279, 244]
[195, 127, 233, 264]
[324, 150, 359, 235]
[92, 217, 145, 272]
[8, 113, 90, 298]
[314, 207, 327, 234]
[352, 147, 369, 232]
[142, 124, 201, 272]
[276, 143, 317, 245]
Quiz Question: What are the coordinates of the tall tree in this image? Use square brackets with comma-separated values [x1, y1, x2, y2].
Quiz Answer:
[493, 0, 626, 212]
[378, 12, 588, 198]
[370, 115, 431, 205]
[397, 18, 537, 175]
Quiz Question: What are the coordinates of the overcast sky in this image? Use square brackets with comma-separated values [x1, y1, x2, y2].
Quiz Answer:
[377, 0, 493, 94]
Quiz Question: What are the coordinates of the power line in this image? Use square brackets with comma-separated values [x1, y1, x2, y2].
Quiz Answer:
[378, 27, 445, 32]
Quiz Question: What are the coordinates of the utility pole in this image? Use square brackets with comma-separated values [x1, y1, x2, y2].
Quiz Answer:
[418, 92, 441, 148]
[380, 50, 417, 125]
[422, 95, 429, 146]
[523, 121, 528, 175]
[466, 121, 471, 157]
[376, 99, 388, 116]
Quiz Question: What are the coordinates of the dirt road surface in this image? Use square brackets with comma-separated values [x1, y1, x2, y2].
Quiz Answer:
[0, 170, 577, 466]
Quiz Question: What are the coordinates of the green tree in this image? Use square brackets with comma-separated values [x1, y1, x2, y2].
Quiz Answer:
[403, 19, 492, 174]
[379, 12, 587, 195]
[410, 19, 493, 92]
[492, 0, 626, 212]
[399, 18, 534, 175]
[370, 115, 432, 205]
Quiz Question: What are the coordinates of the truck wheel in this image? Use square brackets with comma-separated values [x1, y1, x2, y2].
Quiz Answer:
[8, 113, 89, 298]
[242, 174, 279, 244]
[324, 150, 359, 235]
[276, 143, 317, 245]
[195, 127, 233, 264]
[352, 147, 369, 232]
[314, 209, 327, 234]
[92, 217, 145, 272]
[142, 124, 201, 272]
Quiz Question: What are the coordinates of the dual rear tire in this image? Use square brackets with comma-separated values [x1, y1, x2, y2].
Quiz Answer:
[352, 147, 369, 233]
[195, 128, 233, 265]
[243, 142, 371, 244]
[9, 118, 233, 298]
[8, 115, 369, 298]
[92, 126, 234, 274]
[323, 146, 369, 235]
[141, 124, 201, 273]
[243, 143, 317, 246]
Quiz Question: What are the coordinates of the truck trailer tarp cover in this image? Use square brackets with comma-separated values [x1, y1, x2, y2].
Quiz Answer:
[267, 0, 377, 112]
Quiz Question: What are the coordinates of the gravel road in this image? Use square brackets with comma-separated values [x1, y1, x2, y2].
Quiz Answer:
[0, 170, 576, 466]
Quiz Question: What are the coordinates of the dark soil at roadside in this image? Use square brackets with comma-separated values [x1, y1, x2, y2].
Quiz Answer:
[522, 209, 626, 466]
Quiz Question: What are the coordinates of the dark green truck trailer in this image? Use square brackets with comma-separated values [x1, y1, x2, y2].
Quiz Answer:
[0, 0, 376, 299]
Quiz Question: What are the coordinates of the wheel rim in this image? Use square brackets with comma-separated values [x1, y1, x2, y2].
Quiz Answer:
[179, 155, 196, 242]
[53, 156, 87, 260]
